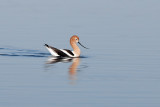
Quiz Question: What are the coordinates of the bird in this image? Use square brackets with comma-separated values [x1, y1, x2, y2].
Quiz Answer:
[44, 35, 88, 57]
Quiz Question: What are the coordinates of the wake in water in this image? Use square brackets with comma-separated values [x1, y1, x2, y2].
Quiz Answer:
[0, 47, 50, 57]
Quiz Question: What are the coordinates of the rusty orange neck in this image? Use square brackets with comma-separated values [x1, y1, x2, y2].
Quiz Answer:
[70, 41, 80, 57]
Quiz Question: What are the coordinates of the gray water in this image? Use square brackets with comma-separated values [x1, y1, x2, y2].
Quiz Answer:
[0, 0, 160, 107]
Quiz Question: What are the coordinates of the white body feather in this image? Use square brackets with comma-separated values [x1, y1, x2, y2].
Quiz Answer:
[45, 47, 78, 57]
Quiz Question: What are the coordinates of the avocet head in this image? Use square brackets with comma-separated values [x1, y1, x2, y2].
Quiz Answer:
[70, 35, 79, 43]
[70, 35, 89, 49]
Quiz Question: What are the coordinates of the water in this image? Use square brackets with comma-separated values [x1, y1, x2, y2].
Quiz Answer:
[0, 0, 160, 107]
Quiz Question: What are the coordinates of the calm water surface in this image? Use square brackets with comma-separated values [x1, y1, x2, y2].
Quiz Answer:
[0, 0, 160, 107]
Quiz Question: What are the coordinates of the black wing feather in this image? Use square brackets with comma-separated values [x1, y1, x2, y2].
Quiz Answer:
[63, 49, 74, 56]
[45, 44, 69, 57]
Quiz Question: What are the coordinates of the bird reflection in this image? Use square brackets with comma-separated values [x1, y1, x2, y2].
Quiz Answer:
[46, 56, 73, 64]
[68, 58, 80, 84]
[45, 56, 80, 84]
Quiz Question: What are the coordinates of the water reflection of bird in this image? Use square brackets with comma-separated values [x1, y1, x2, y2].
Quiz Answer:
[46, 57, 80, 84]
[44, 35, 88, 57]
[69, 58, 80, 83]
[46, 57, 73, 64]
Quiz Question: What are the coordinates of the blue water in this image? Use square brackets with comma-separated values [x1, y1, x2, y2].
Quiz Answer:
[1, 0, 160, 107]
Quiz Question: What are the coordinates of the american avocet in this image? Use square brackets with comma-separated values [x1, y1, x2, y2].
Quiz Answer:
[44, 35, 88, 57]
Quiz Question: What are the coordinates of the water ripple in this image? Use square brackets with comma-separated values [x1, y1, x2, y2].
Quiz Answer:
[0, 47, 50, 57]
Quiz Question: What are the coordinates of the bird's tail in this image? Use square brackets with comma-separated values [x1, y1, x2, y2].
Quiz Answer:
[44, 44, 49, 48]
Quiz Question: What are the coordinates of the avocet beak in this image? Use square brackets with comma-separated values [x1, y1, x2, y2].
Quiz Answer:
[78, 42, 89, 49]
